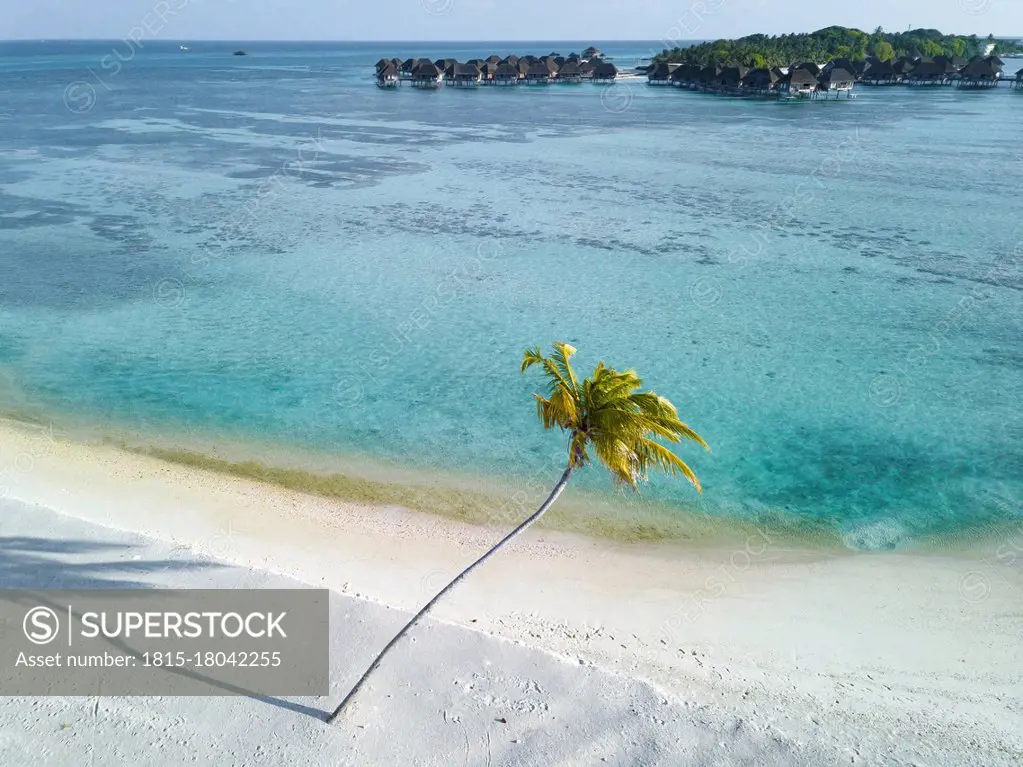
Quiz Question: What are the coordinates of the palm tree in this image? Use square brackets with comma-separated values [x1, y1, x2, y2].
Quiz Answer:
[325, 342, 707, 723]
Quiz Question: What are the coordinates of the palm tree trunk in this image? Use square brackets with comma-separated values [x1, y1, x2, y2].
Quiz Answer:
[325, 465, 573, 724]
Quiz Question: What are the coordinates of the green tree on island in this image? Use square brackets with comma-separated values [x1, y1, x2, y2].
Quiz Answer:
[654, 26, 1022, 68]
[325, 342, 708, 723]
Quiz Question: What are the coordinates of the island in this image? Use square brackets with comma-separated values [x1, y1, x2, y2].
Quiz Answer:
[653, 26, 1023, 68]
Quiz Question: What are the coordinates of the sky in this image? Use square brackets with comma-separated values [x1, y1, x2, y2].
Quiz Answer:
[2, 0, 1022, 42]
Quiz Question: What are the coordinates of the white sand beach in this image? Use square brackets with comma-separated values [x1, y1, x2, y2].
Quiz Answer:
[1, 419, 1021, 765]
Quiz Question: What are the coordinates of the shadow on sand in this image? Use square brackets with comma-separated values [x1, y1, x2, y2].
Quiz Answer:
[0, 534, 329, 721]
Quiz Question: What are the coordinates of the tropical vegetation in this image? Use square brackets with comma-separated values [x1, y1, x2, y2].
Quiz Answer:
[325, 342, 708, 723]
[654, 26, 1023, 68]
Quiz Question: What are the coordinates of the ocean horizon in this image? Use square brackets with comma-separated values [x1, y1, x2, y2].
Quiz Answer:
[1, 40, 1020, 551]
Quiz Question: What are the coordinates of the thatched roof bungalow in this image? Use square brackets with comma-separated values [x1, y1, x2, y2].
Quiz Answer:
[818, 67, 856, 96]
[793, 62, 822, 77]
[376, 62, 399, 88]
[539, 56, 560, 74]
[825, 58, 858, 76]
[492, 62, 521, 86]
[742, 67, 779, 93]
[933, 55, 965, 73]
[647, 62, 676, 86]
[905, 58, 952, 85]
[524, 62, 552, 85]
[582, 46, 602, 59]
[778, 67, 819, 98]
[591, 61, 618, 83]
[410, 62, 442, 88]
[1015, 67, 1023, 90]
[862, 59, 897, 85]
[446, 62, 481, 86]
[670, 64, 701, 88]
[892, 56, 917, 76]
[959, 56, 1002, 88]
[696, 64, 723, 89]
[715, 64, 749, 90]
[557, 60, 583, 83]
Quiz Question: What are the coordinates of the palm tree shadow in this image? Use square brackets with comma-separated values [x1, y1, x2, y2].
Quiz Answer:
[0, 535, 329, 721]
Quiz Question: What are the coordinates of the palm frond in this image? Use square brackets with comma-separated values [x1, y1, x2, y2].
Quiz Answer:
[635, 438, 702, 492]
[520, 346, 545, 373]
[550, 342, 580, 394]
[522, 342, 707, 493]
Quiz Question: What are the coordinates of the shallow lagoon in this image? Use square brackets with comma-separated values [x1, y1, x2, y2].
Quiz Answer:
[1, 41, 1020, 549]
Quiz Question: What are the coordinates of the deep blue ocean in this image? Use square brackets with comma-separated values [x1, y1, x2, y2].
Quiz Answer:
[1, 40, 1021, 549]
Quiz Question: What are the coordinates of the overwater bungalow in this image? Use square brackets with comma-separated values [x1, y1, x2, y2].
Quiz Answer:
[492, 62, 521, 86]
[670, 64, 700, 88]
[434, 58, 458, 72]
[646, 62, 676, 86]
[959, 56, 1002, 89]
[906, 58, 953, 86]
[401, 58, 434, 80]
[934, 54, 966, 72]
[591, 62, 618, 83]
[793, 62, 822, 77]
[695, 64, 723, 90]
[478, 62, 499, 82]
[446, 62, 481, 87]
[524, 62, 552, 85]
[579, 60, 598, 80]
[818, 67, 856, 97]
[376, 62, 400, 88]
[582, 46, 602, 60]
[516, 59, 532, 77]
[892, 56, 917, 78]
[410, 62, 443, 88]
[540, 56, 560, 75]
[557, 60, 583, 83]
[486, 55, 502, 65]
[1016, 68, 1023, 91]
[825, 58, 857, 76]
[500, 54, 519, 67]
[741, 67, 780, 96]
[708, 64, 747, 93]
[861, 59, 897, 85]
[778, 68, 819, 98]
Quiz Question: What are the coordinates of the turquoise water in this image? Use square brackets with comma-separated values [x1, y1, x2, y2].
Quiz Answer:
[1, 41, 1020, 549]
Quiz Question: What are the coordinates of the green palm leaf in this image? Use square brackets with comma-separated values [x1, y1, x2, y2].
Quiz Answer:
[521, 341, 708, 491]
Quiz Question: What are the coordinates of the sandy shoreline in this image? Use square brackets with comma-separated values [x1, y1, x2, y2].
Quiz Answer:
[1, 418, 1021, 764]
